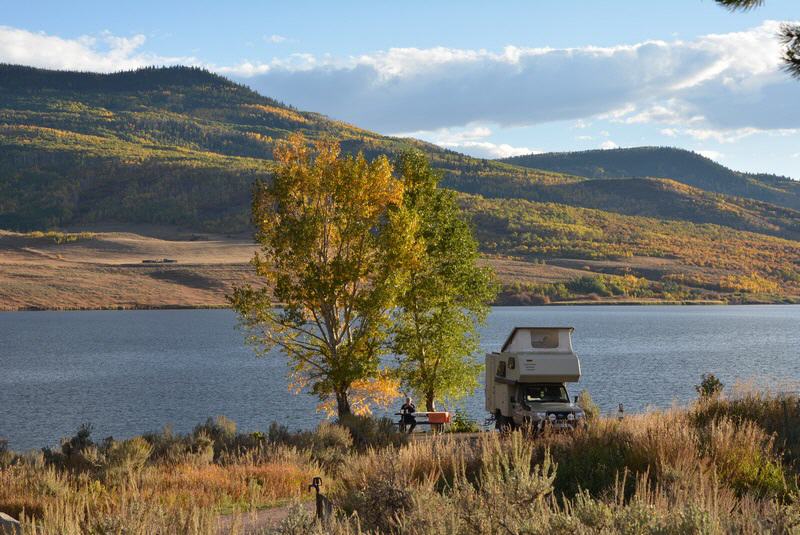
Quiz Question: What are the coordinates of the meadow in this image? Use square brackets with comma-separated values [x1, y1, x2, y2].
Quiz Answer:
[2, 386, 800, 534]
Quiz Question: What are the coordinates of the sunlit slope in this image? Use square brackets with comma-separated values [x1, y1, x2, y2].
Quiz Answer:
[458, 192, 800, 300]
[3, 64, 797, 240]
[0, 64, 572, 231]
[501, 147, 800, 211]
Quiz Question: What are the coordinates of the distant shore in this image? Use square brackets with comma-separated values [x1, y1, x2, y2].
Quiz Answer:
[8, 299, 800, 313]
[2, 229, 797, 311]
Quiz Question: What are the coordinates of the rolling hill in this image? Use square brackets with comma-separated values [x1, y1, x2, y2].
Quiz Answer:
[500, 147, 800, 211]
[0, 64, 798, 307]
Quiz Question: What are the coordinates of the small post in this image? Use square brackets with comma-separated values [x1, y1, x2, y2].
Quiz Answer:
[308, 476, 324, 519]
[617, 403, 624, 421]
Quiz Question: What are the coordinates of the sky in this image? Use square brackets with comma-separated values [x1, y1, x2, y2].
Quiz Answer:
[2, 0, 799, 177]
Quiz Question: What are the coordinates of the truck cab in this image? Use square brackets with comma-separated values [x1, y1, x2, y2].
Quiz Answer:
[486, 327, 585, 431]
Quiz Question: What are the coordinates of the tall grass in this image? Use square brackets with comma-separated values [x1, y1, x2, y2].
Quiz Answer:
[2, 392, 800, 533]
[0, 419, 322, 534]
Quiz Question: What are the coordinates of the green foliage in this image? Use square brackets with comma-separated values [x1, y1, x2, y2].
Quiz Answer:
[695, 374, 724, 399]
[0, 64, 798, 306]
[338, 414, 409, 450]
[392, 151, 497, 411]
[448, 409, 481, 433]
[461, 193, 800, 300]
[501, 146, 800, 212]
[691, 390, 800, 464]
[24, 230, 96, 244]
[576, 389, 600, 421]
[715, 0, 764, 10]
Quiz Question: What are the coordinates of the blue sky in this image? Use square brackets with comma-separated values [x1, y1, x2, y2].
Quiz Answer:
[3, 0, 799, 177]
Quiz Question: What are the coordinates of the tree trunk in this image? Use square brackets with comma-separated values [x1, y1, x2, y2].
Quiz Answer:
[425, 390, 436, 412]
[336, 390, 352, 420]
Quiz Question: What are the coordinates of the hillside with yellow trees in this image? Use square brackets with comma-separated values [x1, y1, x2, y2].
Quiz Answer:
[0, 64, 798, 307]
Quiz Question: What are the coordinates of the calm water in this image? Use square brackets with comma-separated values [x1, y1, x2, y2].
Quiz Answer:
[1, 306, 799, 450]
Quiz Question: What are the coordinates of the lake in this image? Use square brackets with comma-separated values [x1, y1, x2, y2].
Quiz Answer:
[1, 306, 799, 451]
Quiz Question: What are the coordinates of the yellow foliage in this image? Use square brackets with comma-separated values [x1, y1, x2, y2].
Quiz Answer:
[318, 374, 400, 418]
[719, 272, 780, 293]
[241, 104, 309, 124]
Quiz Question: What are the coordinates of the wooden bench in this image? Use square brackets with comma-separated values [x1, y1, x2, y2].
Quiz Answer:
[395, 411, 451, 433]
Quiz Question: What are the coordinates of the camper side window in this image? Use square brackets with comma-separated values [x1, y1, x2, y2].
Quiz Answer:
[496, 361, 506, 378]
[508, 357, 515, 370]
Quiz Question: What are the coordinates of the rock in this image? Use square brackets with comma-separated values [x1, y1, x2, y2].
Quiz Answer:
[0, 513, 21, 535]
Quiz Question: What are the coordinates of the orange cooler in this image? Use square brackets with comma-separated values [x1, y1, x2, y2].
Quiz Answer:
[427, 412, 451, 424]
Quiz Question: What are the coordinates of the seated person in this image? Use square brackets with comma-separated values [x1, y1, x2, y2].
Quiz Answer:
[400, 397, 417, 434]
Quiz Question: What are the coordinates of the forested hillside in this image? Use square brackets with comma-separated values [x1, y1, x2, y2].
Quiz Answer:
[1, 64, 798, 305]
[501, 147, 800, 211]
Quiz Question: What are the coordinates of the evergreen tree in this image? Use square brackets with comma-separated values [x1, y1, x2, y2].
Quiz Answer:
[715, 0, 799, 78]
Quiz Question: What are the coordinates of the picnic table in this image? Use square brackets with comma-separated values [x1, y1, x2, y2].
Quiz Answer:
[395, 411, 451, 433]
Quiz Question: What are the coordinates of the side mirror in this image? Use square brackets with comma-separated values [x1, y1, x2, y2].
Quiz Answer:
[510, 396, 515, 403]
[573, 395, 578, 403]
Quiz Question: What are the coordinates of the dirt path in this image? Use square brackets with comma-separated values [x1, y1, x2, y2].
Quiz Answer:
[217, 502, 315, 534]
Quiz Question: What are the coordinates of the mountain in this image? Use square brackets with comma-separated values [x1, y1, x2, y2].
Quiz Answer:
[500, 147, 800, 211]
[0, 64, 798, 306]
[0, 64, 575, 232]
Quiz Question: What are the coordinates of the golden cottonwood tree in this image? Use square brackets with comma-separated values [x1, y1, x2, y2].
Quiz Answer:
[230, 134, 416, 418]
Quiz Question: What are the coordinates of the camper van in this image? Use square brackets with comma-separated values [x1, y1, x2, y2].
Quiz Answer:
[486, 327, 585, 431]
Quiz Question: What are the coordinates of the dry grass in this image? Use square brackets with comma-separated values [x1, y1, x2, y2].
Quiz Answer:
[0, 229, 765, 310]
[0, 422, 321, 534]
[2, 394, 800, 533]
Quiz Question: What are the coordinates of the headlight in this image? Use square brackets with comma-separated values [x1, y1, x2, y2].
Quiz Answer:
[574, 410, 585, 419]
[547, 414, 556, 422]
[567, 413, 575, 421]
[533, 412, 547, 420]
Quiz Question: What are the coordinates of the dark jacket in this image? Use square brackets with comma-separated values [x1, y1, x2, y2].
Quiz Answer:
[401, 402, 417, 423]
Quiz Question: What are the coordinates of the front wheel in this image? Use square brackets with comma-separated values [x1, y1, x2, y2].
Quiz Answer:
[495, 412, 514, 431]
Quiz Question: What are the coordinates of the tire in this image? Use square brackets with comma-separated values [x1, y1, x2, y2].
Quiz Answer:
[495, 412, 514, 431]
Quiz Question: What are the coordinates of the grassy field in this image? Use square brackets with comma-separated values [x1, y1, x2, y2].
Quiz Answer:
[2, 388, 799, 534]
[2, 225, 796, 310]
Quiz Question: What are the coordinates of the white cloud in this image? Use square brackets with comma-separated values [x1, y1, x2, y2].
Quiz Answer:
[393, 125, 537, 159]
[234, 21, 798, 135]
[266, 34, 288, 44]
[696, 150, 724, 161]
[600, 140, 619, 150]
[0, 26, 193, 72]
[443, 141, 538, 159]
[677, 126, 798, 143]
[1, 21, 797, 153]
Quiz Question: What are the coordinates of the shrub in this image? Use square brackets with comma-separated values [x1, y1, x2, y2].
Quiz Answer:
[567, 276, 613, 297]
[691, 389, 800, 464]
[0, 438, 13, 468]
[576, 389, 600, 421]
[700, 418, 790, 498]
[447, 409, 481, 433]
[101, 437, 152, 484]
[695, 373, 724, 399]
[192, 415, 238, 458]
[267, 421, 293, 444]
[339, 414, 408, 450]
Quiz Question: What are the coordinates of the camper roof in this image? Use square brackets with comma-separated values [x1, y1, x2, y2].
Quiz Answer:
[500, 327, 575, 353]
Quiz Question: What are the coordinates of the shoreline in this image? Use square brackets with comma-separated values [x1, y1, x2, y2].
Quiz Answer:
[5, 298, 800, 313]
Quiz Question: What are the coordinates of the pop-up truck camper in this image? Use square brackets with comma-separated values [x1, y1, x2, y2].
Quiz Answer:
[486, 327, 585, 430]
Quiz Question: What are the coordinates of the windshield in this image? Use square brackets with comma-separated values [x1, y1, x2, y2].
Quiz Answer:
[524, 384, 569, 403]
